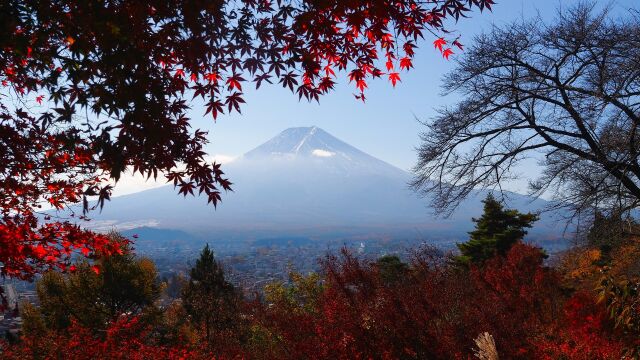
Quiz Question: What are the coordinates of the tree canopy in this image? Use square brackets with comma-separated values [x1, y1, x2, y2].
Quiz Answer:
[412, 3, 640, 219]
[182, 244, 239, 347]
[0, 0, 493, 288]
[26, 236, 161, 332]
[455, 194, 538, 265]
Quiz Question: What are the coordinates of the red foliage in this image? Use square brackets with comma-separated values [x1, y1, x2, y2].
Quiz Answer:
[533, 290, 624, 360]
[2, 244, 627, 359]
[465, 243, 561, 357]
[1, 104, 127, 286]
[1, 316, 212, 360]
[256, 243, 623, 359]
[0, 219, 122, 280]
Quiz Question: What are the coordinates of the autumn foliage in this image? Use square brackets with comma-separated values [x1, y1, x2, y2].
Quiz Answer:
[535, 290, 624, 360]
[254, 243, 614, 359]
[4, 242, 628, 359]
[1, 316, 205, 360]
[262, 244, 628, 359]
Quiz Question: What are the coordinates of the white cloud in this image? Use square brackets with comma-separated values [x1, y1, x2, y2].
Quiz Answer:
[312, 149, 335, 158]
[86, 219, 160, 232]
[111, 154, 237, 197]
[110, 172, 167, 197]
[205, 154, 237, 164]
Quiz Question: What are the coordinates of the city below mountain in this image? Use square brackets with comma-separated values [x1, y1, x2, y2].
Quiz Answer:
[81, 126, 567, 250]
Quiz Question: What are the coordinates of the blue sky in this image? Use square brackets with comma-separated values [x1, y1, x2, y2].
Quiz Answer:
[115, 0, 639, 196]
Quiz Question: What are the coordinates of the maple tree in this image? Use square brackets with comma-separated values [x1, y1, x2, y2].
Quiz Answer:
[0, 0, 494, 297]
[554, 211, 640, 357]
[255, 244, 625, 359]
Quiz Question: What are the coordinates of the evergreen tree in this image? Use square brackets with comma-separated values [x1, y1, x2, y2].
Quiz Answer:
[455, 194, 539, 265]
[182, 244, 239, 347]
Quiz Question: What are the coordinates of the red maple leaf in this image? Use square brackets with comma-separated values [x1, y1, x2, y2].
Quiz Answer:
[442, 48, 454, 60]
[205, 72, 219, 83]
[434, 38, 447, 52]
[356, 79, 367, 92]
[388, 72, 401, 87]
[226, 75, 244, 91]
[225, 92, 246, 113]
[32, 245, 47, 259]
[205, 99, 225, 120]
[399, 57, 413, 71]
[386, 60, 394, 71]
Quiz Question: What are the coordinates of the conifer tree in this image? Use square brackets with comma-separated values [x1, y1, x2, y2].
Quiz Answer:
[455, 194, 538, 265]
[182, 244, 239, 347]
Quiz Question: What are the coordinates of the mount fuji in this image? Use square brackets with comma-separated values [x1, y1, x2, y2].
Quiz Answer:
[81, 126, 566, 247]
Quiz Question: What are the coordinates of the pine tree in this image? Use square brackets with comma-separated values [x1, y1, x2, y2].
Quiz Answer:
[182, 244, 239, 347]
[455, 194, 539, 265]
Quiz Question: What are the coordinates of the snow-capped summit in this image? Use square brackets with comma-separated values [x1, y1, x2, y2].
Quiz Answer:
[242, 126, 401, 176]
[244, 126, 364, 158]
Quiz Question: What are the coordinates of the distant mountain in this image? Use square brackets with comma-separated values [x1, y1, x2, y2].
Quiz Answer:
[78, 126, 567, 247]
[243, 126, 400, 177]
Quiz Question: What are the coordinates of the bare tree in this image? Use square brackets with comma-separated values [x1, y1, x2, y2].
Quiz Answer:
[412, 2, 640, 220]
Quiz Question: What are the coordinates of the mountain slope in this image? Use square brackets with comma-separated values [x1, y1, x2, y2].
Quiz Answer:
[82, 127, 564, 243]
